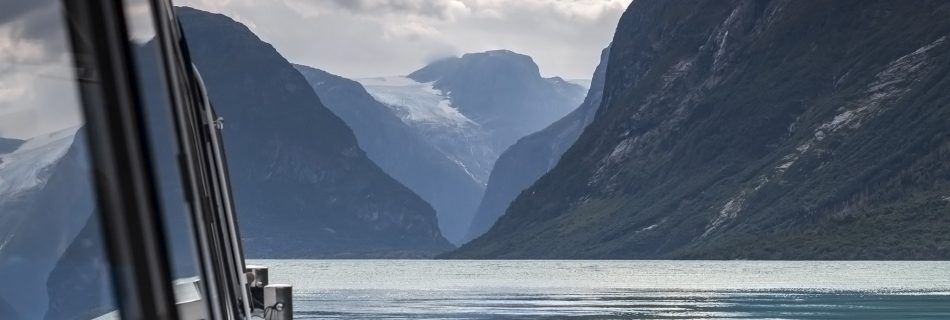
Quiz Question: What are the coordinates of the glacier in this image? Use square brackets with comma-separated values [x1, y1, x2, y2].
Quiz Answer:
[358, 76, 496, 185]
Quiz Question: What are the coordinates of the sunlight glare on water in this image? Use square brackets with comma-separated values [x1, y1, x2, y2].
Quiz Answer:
[251, 260, 950, 319]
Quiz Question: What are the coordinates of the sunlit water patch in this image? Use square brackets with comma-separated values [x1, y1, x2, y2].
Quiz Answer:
[251, 260, 950, 319]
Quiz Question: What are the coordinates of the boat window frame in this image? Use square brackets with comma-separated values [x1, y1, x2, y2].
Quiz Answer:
[149, 1, 254, 317]
[61, 0, 253, 318]
[189, 66, 254, 318]
[61, 0, 181, 318]
[142, 0, 237, 319]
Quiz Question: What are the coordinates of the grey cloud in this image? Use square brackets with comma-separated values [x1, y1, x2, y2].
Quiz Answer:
[175, 0, 629, 79]
[0, 0, 85, 138]
[19, 5, 68, 55]
[0, 0, 70, 66]
[323, 0, 464, 20]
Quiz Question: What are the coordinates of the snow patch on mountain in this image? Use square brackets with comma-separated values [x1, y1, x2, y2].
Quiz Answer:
[357, 76, 477, 129]
[702, 192, 746, 237]
[357, 76, 497, 185]
[635, 220, 665, 235]
[0, 127, 79, 198]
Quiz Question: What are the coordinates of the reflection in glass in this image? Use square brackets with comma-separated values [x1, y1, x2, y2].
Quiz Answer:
[123, 0, 203, 285]
[0, 0, 117, 319]
[123, 0, 214, 318]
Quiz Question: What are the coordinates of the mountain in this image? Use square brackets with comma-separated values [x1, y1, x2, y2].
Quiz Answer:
[294, 65, 484, 245]
[447, 0, 950, 259]
[465, 47, 610, 241]
[357, 51, 587, 186]
[177, 7, 452, 257]
[356, 50, 587, 240]
[406, 50, 586, 154]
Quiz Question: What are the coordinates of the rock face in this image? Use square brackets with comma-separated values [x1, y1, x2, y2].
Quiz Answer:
[177, 7, 452, 257]
[295, 65, 484, 245]
[448, 0, 950, 259]
[466, 47, 610, 241]
[356, 50, 587, 241]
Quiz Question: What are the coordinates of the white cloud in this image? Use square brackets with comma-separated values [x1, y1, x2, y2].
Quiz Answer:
[384, 21, 443, 41]
[320, 0, 471, 20]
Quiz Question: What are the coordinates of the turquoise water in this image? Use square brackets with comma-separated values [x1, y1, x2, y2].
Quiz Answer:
[252, 260, 950, 319]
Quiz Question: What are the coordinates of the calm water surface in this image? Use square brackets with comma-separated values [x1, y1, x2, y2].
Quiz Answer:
[251, 260, 950, 319]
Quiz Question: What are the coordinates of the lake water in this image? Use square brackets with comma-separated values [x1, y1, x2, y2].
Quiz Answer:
[251, 260, 950, 319]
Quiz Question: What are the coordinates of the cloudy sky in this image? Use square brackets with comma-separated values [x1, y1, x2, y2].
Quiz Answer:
[176, 0, 631, 79]
[0, 0, 86, 138]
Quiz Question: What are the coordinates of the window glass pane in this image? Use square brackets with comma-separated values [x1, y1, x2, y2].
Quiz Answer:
[123, 0, 201, 282]
[122, 0, 209, 317]
[0, 1, 117, 319]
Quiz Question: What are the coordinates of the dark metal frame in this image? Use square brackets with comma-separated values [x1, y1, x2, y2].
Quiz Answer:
[146, 1, 234, 319]
[192, 67, 254, 319]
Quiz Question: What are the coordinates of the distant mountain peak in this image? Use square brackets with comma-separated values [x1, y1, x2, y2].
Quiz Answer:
[409, 49, 542, 84]
[478, 49, 518, 56]
[460, 49, 533, 62]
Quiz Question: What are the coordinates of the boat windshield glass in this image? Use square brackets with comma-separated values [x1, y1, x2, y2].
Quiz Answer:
[0, 1, 118, 319]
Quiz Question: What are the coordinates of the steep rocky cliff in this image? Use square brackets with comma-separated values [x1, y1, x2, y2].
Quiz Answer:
[448, 0, 950, 259]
